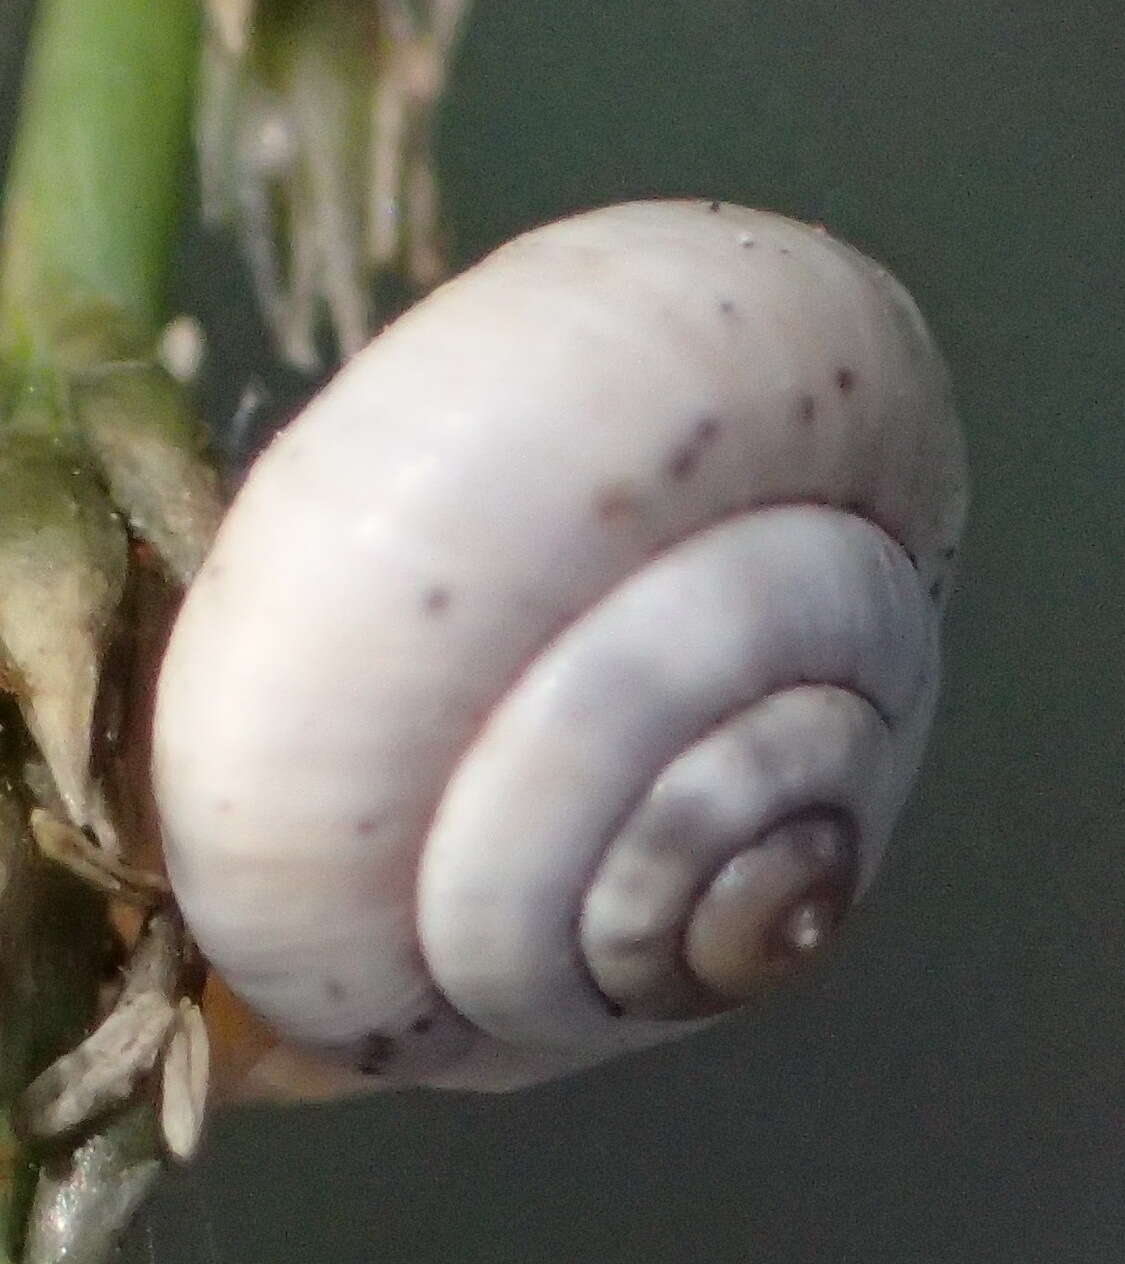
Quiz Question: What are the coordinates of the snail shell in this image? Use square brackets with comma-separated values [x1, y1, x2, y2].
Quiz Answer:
[153, 200, 967, 1093]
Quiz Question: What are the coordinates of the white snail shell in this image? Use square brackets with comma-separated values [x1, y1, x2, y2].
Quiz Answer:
[153, 200, 967, 1093]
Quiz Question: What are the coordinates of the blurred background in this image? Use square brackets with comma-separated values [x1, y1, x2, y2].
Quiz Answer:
[2, 1, 1122, 1260]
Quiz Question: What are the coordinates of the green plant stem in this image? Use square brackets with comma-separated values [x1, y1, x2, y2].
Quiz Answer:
[0, 0, 200, 372]
[0, 2, 208, 1260]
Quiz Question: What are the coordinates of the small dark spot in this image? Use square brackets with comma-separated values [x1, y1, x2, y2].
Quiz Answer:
[605, 1000, 626, 1018]
[666, 416, 723, 482]
[410, 1015, 434, 1034]
[778, 246, 793, 256]
[668, 445, 700, 481]
[355, 816, 380, 837]
[662, 452, 687, 485]
[708, 199, 721, 212]
[718, 298, 737, 317]
[422, 585, 451, 615]
[355, 1032, 398, 1077]
[835, 366, 856, 393]
[594, 483, 639, 523]
[796, 394, 817, 424]
[216, 798, 233, 814]
[941, 545, 958, 561]
[324, 978, 346, 1002]
[929, 577, 945, 603]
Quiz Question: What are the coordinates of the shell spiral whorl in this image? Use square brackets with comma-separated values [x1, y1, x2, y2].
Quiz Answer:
[153, 200, 967, 1093]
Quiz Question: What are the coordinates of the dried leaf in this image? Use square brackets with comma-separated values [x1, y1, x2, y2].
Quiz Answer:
[16, 992, 174, 1143]
[71, 362, 224, 586]
[160, 999, 209, 1162]
[0, 430, 128, 844]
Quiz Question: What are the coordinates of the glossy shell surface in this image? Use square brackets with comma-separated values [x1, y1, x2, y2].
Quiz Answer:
[153, 200, 967, 1091]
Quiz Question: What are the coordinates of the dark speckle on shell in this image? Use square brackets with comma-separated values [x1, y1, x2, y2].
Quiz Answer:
[355, 1032, 398, 1077]
[422, 585, 452, 615]
[594, 483, 641, 522]
[666, 417, 723, 482]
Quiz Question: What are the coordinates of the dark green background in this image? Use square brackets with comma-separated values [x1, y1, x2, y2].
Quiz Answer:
[2, 1, 1122, 1261]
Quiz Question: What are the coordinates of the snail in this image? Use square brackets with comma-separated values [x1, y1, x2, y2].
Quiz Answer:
[152, 199, 967, 1095]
